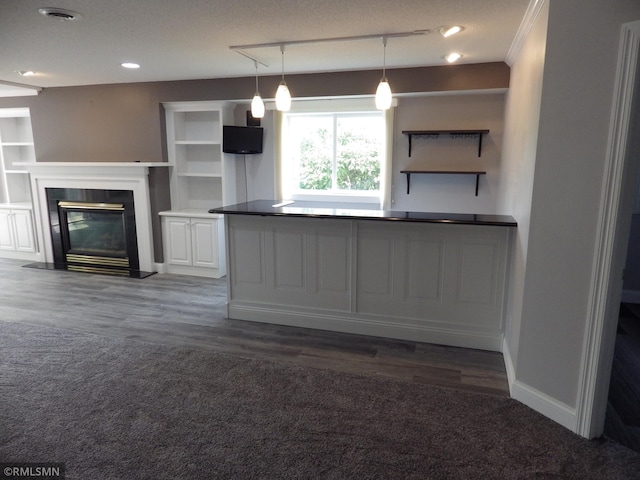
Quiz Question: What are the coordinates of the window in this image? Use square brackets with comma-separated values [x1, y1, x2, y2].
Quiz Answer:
[279, 99, 393, 206]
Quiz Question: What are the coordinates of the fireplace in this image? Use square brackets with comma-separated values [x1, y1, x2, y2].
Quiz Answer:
[22, 162, 163, 275]
[45, 187, 150, 277]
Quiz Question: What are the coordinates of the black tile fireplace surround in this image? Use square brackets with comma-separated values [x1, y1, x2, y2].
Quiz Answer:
[43, 187, 152, 278]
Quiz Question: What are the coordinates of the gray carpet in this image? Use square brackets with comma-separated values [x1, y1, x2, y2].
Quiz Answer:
[1, 321, 639, 479]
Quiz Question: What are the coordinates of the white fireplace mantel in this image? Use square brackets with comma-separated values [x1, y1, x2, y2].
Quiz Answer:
[21, 162, 170, 272]
[16, 161, 170, 175]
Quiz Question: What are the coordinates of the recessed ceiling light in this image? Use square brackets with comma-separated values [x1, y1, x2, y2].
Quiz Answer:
[444, 53, 463, 63]
[121, 62, 141, 69]
[438, 25, 464, 38]
[18, 70, 37, 77]
[39, 7, 82, 21]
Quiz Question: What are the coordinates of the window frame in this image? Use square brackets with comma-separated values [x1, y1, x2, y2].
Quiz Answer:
[277, 98, 394, 208]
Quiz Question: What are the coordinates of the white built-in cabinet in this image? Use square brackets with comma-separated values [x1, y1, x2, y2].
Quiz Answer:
[160, 101, 233, 278]
[161, 213, 226, 277]
[225, 214, 512, 351]
[0, 207, 36, 255]
[0, 108, 38, 260]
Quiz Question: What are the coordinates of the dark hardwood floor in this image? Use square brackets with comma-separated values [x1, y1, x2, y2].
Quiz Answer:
[605, 303, 640, 453]
[0, 258, 509, 396]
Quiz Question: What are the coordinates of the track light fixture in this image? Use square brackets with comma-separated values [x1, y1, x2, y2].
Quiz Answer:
[250, 61, 265, 119]
[231, 26, 464, 111]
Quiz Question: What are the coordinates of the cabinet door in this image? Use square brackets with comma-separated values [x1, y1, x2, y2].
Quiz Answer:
[11, 210, 36, 252]
[165, 217, 192, 266]
[191, 219, 218, 269]
[0, 209, 15, 251]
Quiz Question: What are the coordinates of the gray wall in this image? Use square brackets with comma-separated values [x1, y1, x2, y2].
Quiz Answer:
[0, 62, 509, 164]
[502, 0, 640, 431]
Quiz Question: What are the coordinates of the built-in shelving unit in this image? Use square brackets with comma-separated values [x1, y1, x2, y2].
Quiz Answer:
[164, 102, 232, 211]
[400, 129, 489, 196]
[0, 108, 35, 205]
[0, 108, 38, 260]
[160, 101, 232, 278]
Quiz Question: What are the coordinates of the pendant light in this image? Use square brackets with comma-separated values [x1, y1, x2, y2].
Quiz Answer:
[251, 60, 265, 119]
[375, 37, 392, 110]
[275, 45, 292, 111]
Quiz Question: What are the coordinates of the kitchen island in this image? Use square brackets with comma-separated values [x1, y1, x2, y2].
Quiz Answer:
[212, 200, 517, 352]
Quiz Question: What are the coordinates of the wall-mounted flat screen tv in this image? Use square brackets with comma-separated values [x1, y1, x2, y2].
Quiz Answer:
[223, 126, 263, 154]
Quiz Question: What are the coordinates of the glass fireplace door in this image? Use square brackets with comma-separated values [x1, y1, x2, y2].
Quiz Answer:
[59, 201, 130, 271]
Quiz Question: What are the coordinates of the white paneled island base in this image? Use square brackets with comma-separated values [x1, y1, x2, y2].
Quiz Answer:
[219, 202, 516, 352]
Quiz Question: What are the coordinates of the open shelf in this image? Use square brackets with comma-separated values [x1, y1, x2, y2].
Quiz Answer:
[177, 172, 223, 178]
[400, 169, 487, 196]
[0, 109, 35, 204]
[173, 111, 221, 143]
[402, 130, 490, 157]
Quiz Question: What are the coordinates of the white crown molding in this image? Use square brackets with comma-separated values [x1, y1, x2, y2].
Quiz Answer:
[0, 80, 41, 97]
[505, 0, 547, 67]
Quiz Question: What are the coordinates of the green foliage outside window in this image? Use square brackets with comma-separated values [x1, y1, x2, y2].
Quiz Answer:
[295, 116, 382, 192]
[336, 129, 381, 191]
[298, 128, 332, 190]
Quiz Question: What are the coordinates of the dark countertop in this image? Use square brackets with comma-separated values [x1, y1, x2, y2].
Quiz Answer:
[210, 200, 517, 227]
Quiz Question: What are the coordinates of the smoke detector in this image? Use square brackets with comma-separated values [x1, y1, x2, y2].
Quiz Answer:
[39, 7, 83, 21]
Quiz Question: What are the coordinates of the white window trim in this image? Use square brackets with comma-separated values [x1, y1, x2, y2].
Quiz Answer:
[276, 97, 395, 209]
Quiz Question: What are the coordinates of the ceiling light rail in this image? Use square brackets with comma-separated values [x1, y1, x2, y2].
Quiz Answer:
[229, 29, 430, 52]
[233, 50, 269, 69]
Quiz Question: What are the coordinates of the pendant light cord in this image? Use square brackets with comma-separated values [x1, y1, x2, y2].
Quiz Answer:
[280, 45, 286, 81]
[381, 36, 388, 81]
[254, 60, 259, 93]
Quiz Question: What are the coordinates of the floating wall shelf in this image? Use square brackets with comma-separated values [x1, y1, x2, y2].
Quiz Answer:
[400, 169, 487, 196]
[402, 130, 490, 157]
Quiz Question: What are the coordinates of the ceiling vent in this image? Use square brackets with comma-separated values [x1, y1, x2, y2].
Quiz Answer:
[39, 7, 82, 21]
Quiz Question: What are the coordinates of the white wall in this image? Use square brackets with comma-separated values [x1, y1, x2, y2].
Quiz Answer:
[228, 104, 277, 204]
[390, 93, 506, 213]
[235, 94, 507, 213]
[499, 0, 548, 383]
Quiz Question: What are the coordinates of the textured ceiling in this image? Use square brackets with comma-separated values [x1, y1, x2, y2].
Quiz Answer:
[0, 0, 530, 90]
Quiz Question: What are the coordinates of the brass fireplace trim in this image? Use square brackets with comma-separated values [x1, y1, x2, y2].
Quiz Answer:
[67, 265, 131, 276]
[66, 253, 130, 268]
[58, 201, 125, 211]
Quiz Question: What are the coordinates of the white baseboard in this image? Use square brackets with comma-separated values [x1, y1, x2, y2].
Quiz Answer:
[228, 302, 503, 352]
[153, 262, 166, 274]
[158, 262, 225, 278]
[502, 339, 578, 432]
[0, 250, 40, 262]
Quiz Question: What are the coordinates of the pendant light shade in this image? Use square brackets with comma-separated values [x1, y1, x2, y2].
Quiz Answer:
[276, 82, 291, 111]
[375, 79, 392, 110]
[250, 61, 265, 118]
[251, 93, 265, 118]
[375, 37, 392, 110]
[275, 46, 292, 111]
